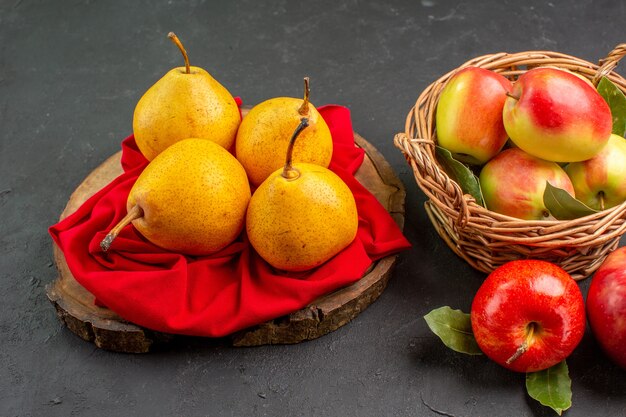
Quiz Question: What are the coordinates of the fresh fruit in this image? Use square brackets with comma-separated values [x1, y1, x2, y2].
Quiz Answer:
[471, 260, 585, 373]
[565, 134, 626, 210]
[586, 247, 626, 370]
[503, 67, 612, 162]
[133, 32, 240, 160]
[235, 77, 333, 186]
[535, 66, 595, 88]
[436, 66, 512, 165]
[479, 148, 575, 220]
[246, 118, 358, 271]
[101, 138, 250, 255]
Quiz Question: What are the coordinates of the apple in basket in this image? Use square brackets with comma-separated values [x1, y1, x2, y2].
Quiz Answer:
[479, 148, 575, 220]
[471, 260, 586, 373]
[565, 134, 626, 211]
[586, 247, 626, 370]
[435, 66, 512, 165]
[502, 67, 612, 163]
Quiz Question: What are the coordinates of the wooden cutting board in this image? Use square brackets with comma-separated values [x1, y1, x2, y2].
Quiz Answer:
[46, 131, 406, 353]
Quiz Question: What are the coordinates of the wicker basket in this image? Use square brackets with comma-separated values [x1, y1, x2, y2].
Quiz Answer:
[395, 44, 626, 280]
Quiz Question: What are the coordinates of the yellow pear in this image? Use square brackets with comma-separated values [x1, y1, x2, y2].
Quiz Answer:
[101, 138, 250, 255]
[133, 33, 240, 161]
[246, 118, 358, 271]
[235, 77, 333, 186]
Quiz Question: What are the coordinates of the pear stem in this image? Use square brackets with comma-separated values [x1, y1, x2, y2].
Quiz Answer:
[506, 91, 520, 100]
[100, 205, 144, 252]
[298, 77, 311, 116]
[168, 32, 190, 74]
[281, 117, 310, 180]
[506, 322, 537, 365]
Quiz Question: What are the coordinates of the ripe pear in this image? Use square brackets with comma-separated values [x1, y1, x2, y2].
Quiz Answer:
[246, 118, 358, 271]
[235, 77, 333, 186]
[133, 32, 240, 161]
[101, 138, 250, 255]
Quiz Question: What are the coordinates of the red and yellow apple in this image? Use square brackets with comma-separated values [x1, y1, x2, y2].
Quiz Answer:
[565, 134, 626, 210]
[586, 247, 626, 370]
[535, 65, 595, 88]
[436, 66, 512, 165]
[471, 260, 585, 373]
[503, 67, 612, 162]
[479, 148, 575, 220]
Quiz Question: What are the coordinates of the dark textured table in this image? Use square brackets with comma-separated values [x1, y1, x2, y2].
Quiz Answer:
[2, 1, 625, 416]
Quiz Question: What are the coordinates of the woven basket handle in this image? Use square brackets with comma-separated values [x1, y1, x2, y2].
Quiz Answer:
[593, 43, 626, 85]
[394, 132, 470, 227]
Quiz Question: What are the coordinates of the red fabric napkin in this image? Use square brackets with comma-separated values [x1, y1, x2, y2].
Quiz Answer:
[49, 105, 411, 337]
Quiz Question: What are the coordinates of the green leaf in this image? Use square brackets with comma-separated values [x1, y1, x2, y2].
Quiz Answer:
[423, 306, 483, 355]
[435, 146, 485, 207]
[597, 76, 626, 137]
[526, 361, 572, 416]
[544, 182, 598, 220]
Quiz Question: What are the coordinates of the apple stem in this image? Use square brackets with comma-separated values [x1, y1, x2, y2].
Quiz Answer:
[100, 205, 144, 252]
[505, 91, 520, 101]
[599, 191, 606, 211]
[506, 322, 537, 365]
[168, 32, 190, 74]
[505, 342, 529, 365]
[298, 77, 311, 116]
[281, 117, 310, 180]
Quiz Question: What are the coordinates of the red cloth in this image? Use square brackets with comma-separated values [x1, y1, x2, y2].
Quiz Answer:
[49, 105, 411, 337]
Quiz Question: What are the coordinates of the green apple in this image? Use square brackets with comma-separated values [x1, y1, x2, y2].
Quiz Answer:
[565, 134, 626, 210]
[479, 148, 575, 220]
[436, 66, 512, 165]
[503, 67, 612, 162]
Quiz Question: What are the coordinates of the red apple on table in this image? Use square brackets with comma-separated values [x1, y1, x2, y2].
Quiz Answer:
[503, 67, 612, 162]
[471, 260, 586, 373]
[565, 134, 626, 211]
[586, 247, 626, 370]
[479, 148, 575, 220]
[435, 66, 512, 165]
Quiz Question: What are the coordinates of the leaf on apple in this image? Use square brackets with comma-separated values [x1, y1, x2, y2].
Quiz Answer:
[543, 182, 598, 220]
[526, 360, 572, 416]
[423, 306, 483, 355]
[597, 77, 626, 137]
[435, 146, 485, 207]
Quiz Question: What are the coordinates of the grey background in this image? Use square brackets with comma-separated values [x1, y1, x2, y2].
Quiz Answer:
[1, 0, 625, 416]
